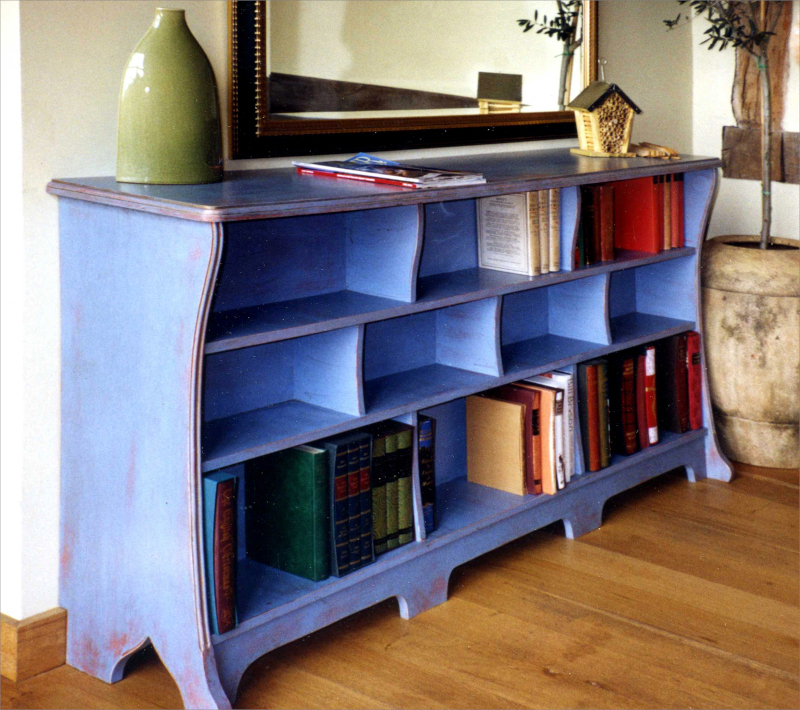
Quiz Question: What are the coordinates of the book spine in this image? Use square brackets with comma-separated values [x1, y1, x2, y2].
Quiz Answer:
[213, 477, 237, 635]
[538, 190, 550, 273]
[553, 390, 566, 489]
[346, 443, 361, 570]
[582, 186, 596, 265]
[636, 354, 650, 450]
[312, 452, 331, 581]
[384, 433, 400, 550]
[673, 173, 685, 248]
[663, 174, 672, 250]
[599, 184, 615, 262]
[396, 428, 414, 546]
[686, 331, 703, 430]
[530, 391, 543, 494]
[644, 346, 659, 444]
[528, 191, 541, 276]
[621, 358, 638, 455]
[577, 219, 586, 267]
[358, 438, 374, 564]
[418, 416, 437, 535]
[596, 360, 610, 468]
[370, 436, 388, 556]
[591, 186, 602, 264]
[655, 176, 665, 253]
[675, 334, 690, 433]
[549, 188, 560, 272]
[296, 167, 418, 189]
[584, 364, 601, 471]
[331, 446, 350, 575]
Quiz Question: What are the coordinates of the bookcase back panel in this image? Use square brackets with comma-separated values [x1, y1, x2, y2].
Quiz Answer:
[435, 298, 502, 376]
[609, 270, 637, 318]
[344, 205, 422, 302]
[683, 169, 716, 248]
[418, 200, 479, 278]
[363, 312, 438, 380]
[548, 274, 610, 344]
[501, 289, 550, 345]
[214, 215, 348, 311]
[418, 399, 467, 487]
[635, 257, 696, 322]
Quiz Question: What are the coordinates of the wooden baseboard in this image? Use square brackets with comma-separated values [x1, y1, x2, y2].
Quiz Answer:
[1, 608, 67, 682]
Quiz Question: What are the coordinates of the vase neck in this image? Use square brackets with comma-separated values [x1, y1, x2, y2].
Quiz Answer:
[153, 8, 187, 30]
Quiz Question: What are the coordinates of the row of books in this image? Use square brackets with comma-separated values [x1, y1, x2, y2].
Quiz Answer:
[476, 189, 561, 276]
[578, 331, 703, 473]
[202, 417, 438, 635]
[466, 371, 574, 496]
[575, 174, 686, 267]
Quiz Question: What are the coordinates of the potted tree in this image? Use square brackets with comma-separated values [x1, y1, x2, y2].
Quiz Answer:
[666, 1, 799, 468]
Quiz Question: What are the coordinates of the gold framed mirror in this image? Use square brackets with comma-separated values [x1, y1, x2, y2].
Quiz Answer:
[230, 1, 597, 159]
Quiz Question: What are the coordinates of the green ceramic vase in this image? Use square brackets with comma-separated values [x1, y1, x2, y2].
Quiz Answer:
[116, 8, 222, 184]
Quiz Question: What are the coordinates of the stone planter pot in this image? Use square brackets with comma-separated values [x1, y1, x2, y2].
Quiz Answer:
[702, 235, 799, 468]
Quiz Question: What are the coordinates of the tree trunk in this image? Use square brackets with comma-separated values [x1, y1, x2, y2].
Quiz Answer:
[760, 51, 772, 249]
[558, 44, 571, 111]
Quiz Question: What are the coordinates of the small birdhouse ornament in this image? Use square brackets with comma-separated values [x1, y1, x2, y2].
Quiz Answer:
[567, 81, 642, 158]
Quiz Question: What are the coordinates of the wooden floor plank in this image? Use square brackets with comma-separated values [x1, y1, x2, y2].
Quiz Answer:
[2, 465, 797, 710]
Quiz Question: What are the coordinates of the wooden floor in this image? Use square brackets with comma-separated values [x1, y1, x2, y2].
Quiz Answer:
[3, 463, 798, 709]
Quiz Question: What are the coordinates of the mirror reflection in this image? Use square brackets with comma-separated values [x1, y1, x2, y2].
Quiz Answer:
[266, 0, 585, 121]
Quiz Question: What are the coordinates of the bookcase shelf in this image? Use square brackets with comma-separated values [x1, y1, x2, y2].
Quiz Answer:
[52, 148, 732, 709]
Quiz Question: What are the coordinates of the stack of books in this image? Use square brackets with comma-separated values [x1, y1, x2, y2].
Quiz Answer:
[575, 174, 686, 267]
[465, 371, 574, 496]
[201, 416, 438, 634]
[476, 189, 561, 276]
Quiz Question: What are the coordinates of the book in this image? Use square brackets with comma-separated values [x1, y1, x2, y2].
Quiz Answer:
[598, 183, 615, 262]
[548, 188, 561, 272]
[657, 334, 689, 434]
[526, 370, 575, 483]
[671, 173, 685, 248]
[396, 426, 414, 546]
[663, 175, 672, 251]
[619, 357, 639, 455]
[596, 359, 611, 468]
[614, 176, 663, 254]
[643, 345, 659, 444]
[293, 153, 486, 188]
[384, 431, 400, 551]
[686, 331, 703, 430]
[538, 189, 550, 273]
[577, 362, 601, 472]
[581, 186, 597, 265]
[514, 382, 560, 493]
[357, 437, 373, 565]
[370, 434, 388, 556]
[466, 394, 527, 496]
[418, 415, 437, 535]
[322, 437, 352, 575]
[635, 354, 651, 451]
[345, 442, 362, 569]
[245, 445, 330, 583]
[477, 193, 541, 276]
[483, 384, 542, 495]
[203, 470, 238, 635]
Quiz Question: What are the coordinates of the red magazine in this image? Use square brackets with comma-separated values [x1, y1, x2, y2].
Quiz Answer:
[686, 331, 703, 430]
[614, 176, 663, 253]
[296, 167, 417, 189]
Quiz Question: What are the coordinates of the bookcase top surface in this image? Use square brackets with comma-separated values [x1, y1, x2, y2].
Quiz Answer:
[48, 148, 721, 222]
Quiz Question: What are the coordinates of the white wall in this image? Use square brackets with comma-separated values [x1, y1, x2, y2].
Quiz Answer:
[691, 0, 799, 241]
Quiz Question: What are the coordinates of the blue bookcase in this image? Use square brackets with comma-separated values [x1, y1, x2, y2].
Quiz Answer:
[50, 148, 732, 709]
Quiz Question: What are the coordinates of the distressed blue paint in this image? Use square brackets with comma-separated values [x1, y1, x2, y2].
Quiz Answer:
[55, 154, 731, 709]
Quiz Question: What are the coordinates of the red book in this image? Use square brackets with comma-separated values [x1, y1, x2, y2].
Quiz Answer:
[296, 167, 417, 189]
[636, 354, 650, 450]
[213, 477, 237, 635]
[484, 384, 542, 494]
[686, 331, 703, 430]
[671, 173, 685, 248]
[578, 362, 601, 472]
[598, 183, 615, 261]
[613, 176, 663, 254]
[643, 345, 659, 445]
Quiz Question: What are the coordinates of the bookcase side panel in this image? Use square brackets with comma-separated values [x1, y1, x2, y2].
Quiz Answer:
[418, 199, 479, 278]
[435, 298, 503, 376]
[213, 216, 347, 312]
[294, 326, 364, 416]
[345, 204, 422, 301]
[548, 274, 611, 345]
[59, 200, 228, 708]
[560, 186, 580, 273]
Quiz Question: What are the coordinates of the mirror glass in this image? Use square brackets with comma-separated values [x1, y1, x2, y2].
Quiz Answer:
[266, 0, 585, 121]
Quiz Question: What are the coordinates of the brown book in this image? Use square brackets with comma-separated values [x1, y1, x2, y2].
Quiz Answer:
[212, 477, 237, 635]
[663, 174, 672, 250]
[515, 382, 558, 494]
[671, 174, 685, 248]
[466, 395, 527, 496]
[657, 334, 690, 434]
[596, 359, 610, 468]
[620, 358, 638, 455]
[590, 186, 602, 265]
[636, 354, 650, 450]
[598, 184, 615, 261]
[577, 362, 601, 473]
[483, 384, 542, 494]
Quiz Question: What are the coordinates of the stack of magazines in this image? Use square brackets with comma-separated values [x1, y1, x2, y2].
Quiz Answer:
[293, 153, 486, 189]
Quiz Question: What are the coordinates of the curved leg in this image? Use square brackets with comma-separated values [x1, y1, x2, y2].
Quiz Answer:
[397, 570, 451, 619]
[154, 638, 231, 710]
[563, 500, 604, 539]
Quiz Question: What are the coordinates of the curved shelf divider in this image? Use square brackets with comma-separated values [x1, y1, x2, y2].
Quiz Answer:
[559, 185, 581, 273]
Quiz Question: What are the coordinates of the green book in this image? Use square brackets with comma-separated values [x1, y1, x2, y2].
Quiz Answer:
[245, 445, 330, 582]
[396, 427, 414, 546]
[370, 435, 388, 556]
[384, 431, 400, 551]
[596, 359, 611, 468]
